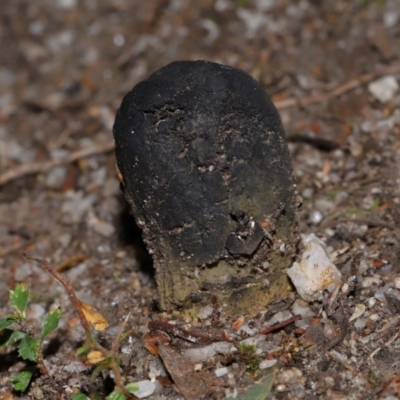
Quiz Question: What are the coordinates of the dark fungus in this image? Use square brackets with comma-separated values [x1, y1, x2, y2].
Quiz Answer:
[113, 60, 299, 314]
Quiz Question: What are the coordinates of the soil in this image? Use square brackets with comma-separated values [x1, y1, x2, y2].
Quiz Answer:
[1, 1, 400, 399]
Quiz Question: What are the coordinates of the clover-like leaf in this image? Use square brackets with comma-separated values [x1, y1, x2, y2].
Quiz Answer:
[18, 335, 38, 362]
[10, 283, 29, 318]
[0, 315, 19, 330]
[71, 394, 91, 400]
[40, 308, 62, 344]
[10, 366, 36, 392]
[0, 329, 26, 347]
[124, 382, 139, 394]
[106, 390, 127, 400]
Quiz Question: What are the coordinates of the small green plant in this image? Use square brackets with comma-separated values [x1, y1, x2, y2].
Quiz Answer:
[367, 366, 381, 387]
[0, 282, 61, 391]
[238, 341, 256, 354]
[238, 342, 260, 375]
[22, 254, 139, 399]
[0, 254, 141, 398]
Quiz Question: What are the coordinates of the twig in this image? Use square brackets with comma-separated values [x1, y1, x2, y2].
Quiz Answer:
[111, 312, 131, 355]
[259, 314, 302, 335]
[327, 351, 358, 373]
[149, 320, 229, 344]
[0, 140, 115, 187]
[275, 62, 400, 110]
[23, 253, 93, 339]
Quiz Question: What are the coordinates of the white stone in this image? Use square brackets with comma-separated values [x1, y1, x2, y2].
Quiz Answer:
[368, 75, 399, 103]
[133, 380, 156, 398]
[215, 367, 228, 377]
[56, 0, 77, 8]
[197, 305, 213, 320]
[183, 344, 216, 363]
[287, 234, 341, 302]
[259, 359, 277, 369]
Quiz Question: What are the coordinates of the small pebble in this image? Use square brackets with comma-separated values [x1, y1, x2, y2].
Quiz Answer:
[394, 277, 400, 289]
[362, 276, 382, 288]
[259, 359, 277, 369]
[134, 380, 156, 398]
[90, 219, 115, 238]
[368, 75, 399, 103]
[277, 367, 303, 384]
[368, 313, 380, 322]
[315, 198, 334, 213]
[329, 350, 347, 362]
[384, 10, 399, 28]
[354, 318, 366, 329]
[292, 299, 315, 318]
[301, 187, 314, 199]
[215, 367, 228, 377]
[63, 361, 88, 373]
[309, 210, 323, 225]
[197, 305, 213, 320]
[56, 0, 77, 8]
[367, 297, 376, 308]
[32, 387, 44, 399]
[184, 345, 216, 363]
[212, 342, 236, 355]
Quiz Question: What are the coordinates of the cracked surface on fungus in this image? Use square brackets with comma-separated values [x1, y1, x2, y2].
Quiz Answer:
[113, 60, 299, 313]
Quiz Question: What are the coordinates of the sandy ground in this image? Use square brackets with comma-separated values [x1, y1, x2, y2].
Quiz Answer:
[1, 1, 400, 399]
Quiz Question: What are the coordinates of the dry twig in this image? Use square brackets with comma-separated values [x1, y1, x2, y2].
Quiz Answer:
[24, 254, 93, 337]
[259, 314, 302, 335]
[275, 62, 400, 110]
[0, 140, 115, 187]
[149, 320, 229, 344]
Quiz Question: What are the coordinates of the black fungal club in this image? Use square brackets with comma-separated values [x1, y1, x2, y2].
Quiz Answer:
[113, 60, 298, 313]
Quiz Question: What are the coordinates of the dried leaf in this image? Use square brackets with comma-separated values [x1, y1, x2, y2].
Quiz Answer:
[79, 301, 108, 331]
[87, 350, 106, 364]
[158, 341, 223, 400]
[144, 333, 169, 356]
[349, 304, 366, 322]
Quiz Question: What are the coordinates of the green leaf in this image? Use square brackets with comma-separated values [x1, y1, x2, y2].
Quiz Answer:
[224, 374, 274, 400]
[40, 308, 62, 344]
[71, 394, 91, 400]
[124, 382, 139, 393]
[10, 366, 36, 392]
[0, 328, 14, 347]
[10, 283, 29, 318]
[0, 329, 26, 347]
[18, 335, 38, 362]
[106, 390, 127, 400]
[90, 364, 109, 383]
[0, 315, 19, 330]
